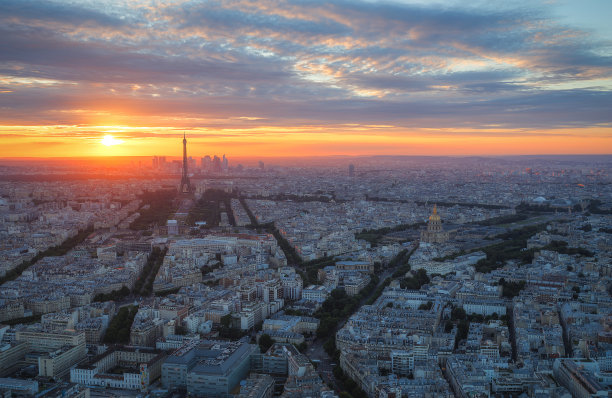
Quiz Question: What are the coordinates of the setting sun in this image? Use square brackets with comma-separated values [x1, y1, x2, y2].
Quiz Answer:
[101, 135, 123, 146]
[0, 0, 611, 159]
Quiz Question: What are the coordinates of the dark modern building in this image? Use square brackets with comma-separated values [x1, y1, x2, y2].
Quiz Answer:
[162, 339, 257, 397]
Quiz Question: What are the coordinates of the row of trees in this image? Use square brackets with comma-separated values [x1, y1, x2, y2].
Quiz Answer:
[364, 196, 508, 210]
[516, 202, 581, 213]
[320, 248, 421, 382]
[448, 304, 509, 347]
[399, 268, 430, 290]
[3, 314, 42, 326]
[155, 286, 181, 297]
[93, 286, 130, 302]
[300, 257, 336, 286]
[133, 247, 167, 296]
[355, 222, 424, 247]
[319, 248, 416, 360]
[320, 246, 429, 392]
[390, 248, 415, 278]
[186, 189, 237, 227]
[474, 213, 529, 226]
[587, 199, 612, 215]
[242, 195, 383, 290]
[130, 189, 176, 230]
[365, 277, 392, 305]
[432, 249, 468, 262]
[544, 240, 594, 257]
[499, 278, 527, 299]
[258, 333, 275, 352]
[201, 260, 222, 277]
[239, 197, 305, 269]
[95, 247, 171, 301]
[271, 227, 302, 265]
[103, 305, 138, 344]
[332, 366, 368, 398]
[475, 223, 595, 273]
[475, 224, 547, 273]
[315, 275, 380, 340]
[314, 275, 380, 368]
[0, 226, 93, 284]
[245, 193, 337, 203]
[239, 196, 258, 225]
[448, 307, 470, 348]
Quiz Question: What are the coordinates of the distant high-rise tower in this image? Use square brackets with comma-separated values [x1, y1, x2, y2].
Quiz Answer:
[201, 155, 212, 171]
[179, 133, 192, 194]
[212, 155, 222, 172]
[348, 164, 355, 177]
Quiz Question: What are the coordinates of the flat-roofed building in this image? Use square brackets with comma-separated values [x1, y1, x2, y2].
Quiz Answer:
[0, 342, 28, 377]
[553, 358, 608, 398]
[130, 318, 165, 347]
[75, 318, 106, 344]
[462, 299, 507, 317]
[237, 373, 274, 398]
[70, 347, 166, 391]
[0, 301, 24, 322]
[39, 344, 87, 378]
[26, 295, 70, 315]
[343, 274, 369, 296]
[162, 338, 257, 397]
[336, 261, 374, 273]
[0, 378, 38, 396]
[250, 343, 318, 393]
[16, 328, 86, 352]
[14, 327, 87, 379]
[302, 285, 328, 302]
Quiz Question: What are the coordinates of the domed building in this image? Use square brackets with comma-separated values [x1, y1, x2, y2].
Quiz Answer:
[420, 204, 450, 244]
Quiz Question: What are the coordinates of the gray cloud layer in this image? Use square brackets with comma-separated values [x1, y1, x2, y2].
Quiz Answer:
[0, 0, 611, 130]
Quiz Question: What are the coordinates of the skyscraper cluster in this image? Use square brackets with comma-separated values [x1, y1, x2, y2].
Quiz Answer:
[200, 154, 229, 173]
[152, 154, 229, 174]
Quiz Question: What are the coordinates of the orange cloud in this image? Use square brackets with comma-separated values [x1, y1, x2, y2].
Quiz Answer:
[1, 125, 610, 158]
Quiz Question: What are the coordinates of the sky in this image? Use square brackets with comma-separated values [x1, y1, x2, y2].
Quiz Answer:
[0, 0, 611, 158]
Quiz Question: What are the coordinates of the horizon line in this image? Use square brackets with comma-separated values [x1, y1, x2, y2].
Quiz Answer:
[1, 153, 611, 161]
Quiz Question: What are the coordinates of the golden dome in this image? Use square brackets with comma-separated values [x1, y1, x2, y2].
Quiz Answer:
[428, 204, 441, 221]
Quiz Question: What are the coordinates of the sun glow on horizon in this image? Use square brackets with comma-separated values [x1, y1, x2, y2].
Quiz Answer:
[1, 1, 611, 158]
[101, 135, 123, 146]
[0, 124, 610, 158]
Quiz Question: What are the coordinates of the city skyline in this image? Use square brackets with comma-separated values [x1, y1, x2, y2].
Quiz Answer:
[1, 0, 612, 158]
[0, 152, 609, 397]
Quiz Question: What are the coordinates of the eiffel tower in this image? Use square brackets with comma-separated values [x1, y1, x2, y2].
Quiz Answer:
[179, 132, 193, 194]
